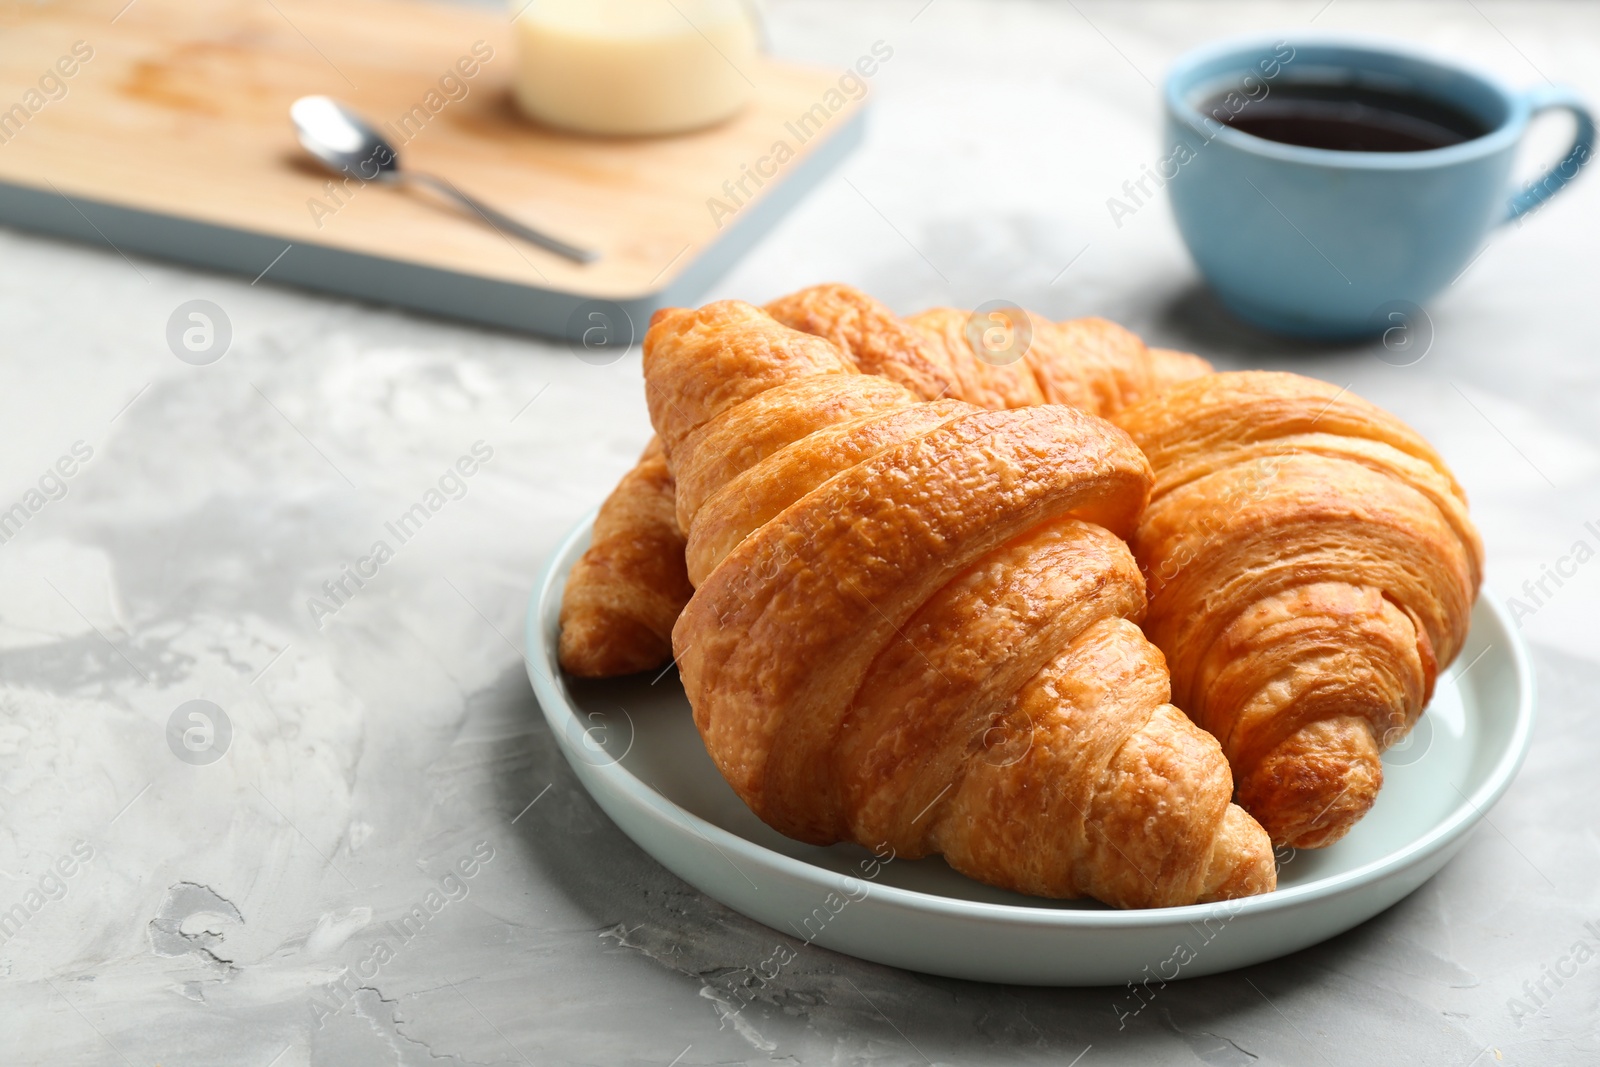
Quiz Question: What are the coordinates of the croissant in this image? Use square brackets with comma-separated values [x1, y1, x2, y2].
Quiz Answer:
[765, 282, 1212, 414]
[644, 300, 1275, 908]
[559, 285, 1211, 676]
[557, 438, 695, 677]
[1112, 372, 1484, 848]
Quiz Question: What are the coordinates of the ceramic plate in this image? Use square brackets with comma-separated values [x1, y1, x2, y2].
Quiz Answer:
[524, 515, 1534, 986]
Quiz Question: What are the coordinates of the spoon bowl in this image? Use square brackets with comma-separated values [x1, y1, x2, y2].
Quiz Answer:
[290, 96, 400, 181]
[289, 95, 596, 263]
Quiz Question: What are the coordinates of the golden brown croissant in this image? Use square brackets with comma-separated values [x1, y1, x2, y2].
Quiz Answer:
[644, 300, 1275, 908]
[1149, 346, 1215, 388]
[557, 438, 695, 677]
[558, 285, 1211, 678]
[764, 283, 1212, 415]
[1112, 372, 1484, 848]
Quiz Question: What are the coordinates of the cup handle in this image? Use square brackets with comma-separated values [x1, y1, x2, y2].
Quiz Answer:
[1504, 85, 1595, 224]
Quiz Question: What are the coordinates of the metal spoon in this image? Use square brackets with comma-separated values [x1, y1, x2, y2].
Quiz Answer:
[290, 95, 597, 264]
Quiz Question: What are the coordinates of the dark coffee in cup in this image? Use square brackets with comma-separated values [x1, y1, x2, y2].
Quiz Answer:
[1204, 82, 1490, 153]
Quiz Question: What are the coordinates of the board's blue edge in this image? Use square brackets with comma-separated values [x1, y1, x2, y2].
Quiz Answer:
[0, 106, 867, 342]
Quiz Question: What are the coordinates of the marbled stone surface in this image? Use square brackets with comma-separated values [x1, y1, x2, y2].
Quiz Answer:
[2, 1, 1598, 1064]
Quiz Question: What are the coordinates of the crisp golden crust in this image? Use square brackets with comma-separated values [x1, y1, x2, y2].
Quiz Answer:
[673, 374, 916, 533]
[764, 283, 956, 400]
[768, 285, 1212, 418]
[557, 438, 694, 677]
[838, 520, 1152, 858]
[650, 303, 1275, 909]
[685, 400, 974, 585]
[644, 301, 856, 459]
[906, 307, 1046, 410]
[1029, 317, 1148, 413]
[1148, 346, 1214, 393]
[1113, 371, 1484, 848]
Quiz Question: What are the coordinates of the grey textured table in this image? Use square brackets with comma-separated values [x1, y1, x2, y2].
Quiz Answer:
[3, 2, 1597, 1065]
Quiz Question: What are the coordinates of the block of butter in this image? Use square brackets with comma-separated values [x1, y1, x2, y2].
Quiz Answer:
[511, 0, 761, 136]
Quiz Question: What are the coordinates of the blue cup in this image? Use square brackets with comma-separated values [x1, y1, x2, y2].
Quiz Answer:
[1162, 36, 1594, 337]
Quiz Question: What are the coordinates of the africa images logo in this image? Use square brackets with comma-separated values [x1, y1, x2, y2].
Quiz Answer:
[166, 700, 232, 765]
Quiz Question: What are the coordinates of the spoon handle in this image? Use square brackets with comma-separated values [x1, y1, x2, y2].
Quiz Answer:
[406, 172, 598, 264]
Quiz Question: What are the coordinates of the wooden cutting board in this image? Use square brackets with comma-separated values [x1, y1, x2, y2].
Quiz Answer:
[0, 0, 867, 340]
